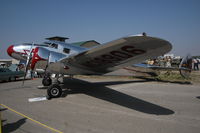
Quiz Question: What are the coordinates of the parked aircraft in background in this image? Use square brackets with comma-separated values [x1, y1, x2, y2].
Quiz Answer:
[7, 33, 174, 98]
[130, 54, 192, 78]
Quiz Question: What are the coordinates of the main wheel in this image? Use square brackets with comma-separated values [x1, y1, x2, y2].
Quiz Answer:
[42, 77, 52, 86]
[47, 84, 62, 98]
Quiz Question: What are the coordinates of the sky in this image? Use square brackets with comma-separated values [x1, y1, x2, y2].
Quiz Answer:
[0, 0, 200, 58]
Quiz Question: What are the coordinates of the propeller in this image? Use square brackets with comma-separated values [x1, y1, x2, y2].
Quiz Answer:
[22, 43, 34, 85]
[179, 54, 192, 78]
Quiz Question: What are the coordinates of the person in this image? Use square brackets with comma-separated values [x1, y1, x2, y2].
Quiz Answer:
[147, 59, 153, 66]
[165, 56, 172, 67]
[149, 59, 154, 65]
[158, 58, 165, 67]
[193, 58, 199, 70]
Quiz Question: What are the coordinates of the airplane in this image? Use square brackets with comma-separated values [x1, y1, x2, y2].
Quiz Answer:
[7, 33, 174, 99]
[128, 54, 193, 78]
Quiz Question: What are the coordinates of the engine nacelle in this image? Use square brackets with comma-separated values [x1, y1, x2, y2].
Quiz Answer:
[31, 47, 65, 71]
[31, 47, 49, 70]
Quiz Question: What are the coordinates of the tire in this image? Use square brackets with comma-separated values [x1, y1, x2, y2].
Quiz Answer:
[47, 84, 62, 98]
[42, 77, 52, 86]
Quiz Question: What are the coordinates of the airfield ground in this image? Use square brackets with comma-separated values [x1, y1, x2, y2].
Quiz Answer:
[0, 75, 200, 133]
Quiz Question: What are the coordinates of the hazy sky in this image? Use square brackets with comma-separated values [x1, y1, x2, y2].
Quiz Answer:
[0, 0, 200, 58]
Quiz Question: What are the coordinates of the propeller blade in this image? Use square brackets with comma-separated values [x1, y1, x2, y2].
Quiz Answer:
[179, 54, 192, 78]
[22, 43, 34, 85]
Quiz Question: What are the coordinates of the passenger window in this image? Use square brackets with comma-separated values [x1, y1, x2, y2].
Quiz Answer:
[63, 48, 70, 54]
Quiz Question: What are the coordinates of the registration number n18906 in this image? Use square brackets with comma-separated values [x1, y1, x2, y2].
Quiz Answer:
[82, 45, 146, 67]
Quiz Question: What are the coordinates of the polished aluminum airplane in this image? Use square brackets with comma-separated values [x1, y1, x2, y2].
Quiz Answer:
[7, 33, 172, 99]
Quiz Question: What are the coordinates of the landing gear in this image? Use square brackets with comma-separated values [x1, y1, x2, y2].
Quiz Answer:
[42, 77, 52, 86]
[45, 74, 64, 99]
[47, 84, 62, 99]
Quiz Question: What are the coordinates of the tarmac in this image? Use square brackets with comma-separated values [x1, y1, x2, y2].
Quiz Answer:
[0, 76, 200, 133]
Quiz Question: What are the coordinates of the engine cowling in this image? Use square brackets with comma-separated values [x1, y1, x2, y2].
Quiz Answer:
[31, 47, 66, 73]
[31, 47, 49, 70]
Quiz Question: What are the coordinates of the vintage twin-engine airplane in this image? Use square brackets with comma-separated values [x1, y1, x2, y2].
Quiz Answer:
[7, 33, 173, 98]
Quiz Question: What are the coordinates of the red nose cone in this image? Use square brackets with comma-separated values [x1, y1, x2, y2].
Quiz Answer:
[7, 45, 14, 56]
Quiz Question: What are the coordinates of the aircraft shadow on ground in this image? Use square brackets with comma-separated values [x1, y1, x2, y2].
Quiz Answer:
[196, 96, 200, 99]
[61, 78, 174, 115]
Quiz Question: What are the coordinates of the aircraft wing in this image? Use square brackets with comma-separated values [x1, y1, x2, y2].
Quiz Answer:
[49, 35, 172, 75]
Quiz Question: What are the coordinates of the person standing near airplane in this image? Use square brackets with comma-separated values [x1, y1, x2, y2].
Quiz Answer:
[165, 56, 172, 67]
[193, 58, 199, 70]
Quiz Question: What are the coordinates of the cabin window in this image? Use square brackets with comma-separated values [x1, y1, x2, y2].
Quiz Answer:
[63, 48, 70, 54]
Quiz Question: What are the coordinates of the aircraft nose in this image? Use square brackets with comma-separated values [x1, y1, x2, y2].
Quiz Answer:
[7, 45, 15, 56]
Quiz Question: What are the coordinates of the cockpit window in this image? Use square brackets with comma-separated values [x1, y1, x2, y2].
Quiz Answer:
[34, 44, 48, 47]
[63, 48, 70, 54]
[50, 43, 58, 49]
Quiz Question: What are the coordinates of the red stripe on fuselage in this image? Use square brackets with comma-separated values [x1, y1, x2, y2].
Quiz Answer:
[31, 47, 45, 70]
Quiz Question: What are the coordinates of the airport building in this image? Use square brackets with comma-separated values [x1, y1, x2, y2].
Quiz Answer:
[0, 59, 19, 67]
